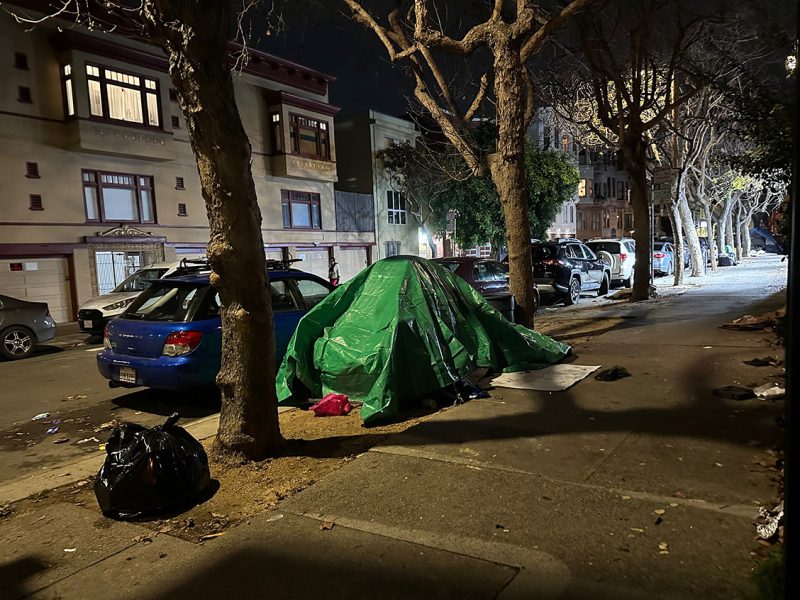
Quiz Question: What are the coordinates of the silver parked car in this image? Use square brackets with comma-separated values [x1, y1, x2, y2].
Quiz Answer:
[0, 294, 57, 360]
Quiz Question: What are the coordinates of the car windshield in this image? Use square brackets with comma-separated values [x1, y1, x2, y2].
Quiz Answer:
[531, 245, 557, 259]
[124, 282, 207, 322]
[587, 242, 620, 254]
[112, 268, 169, 293]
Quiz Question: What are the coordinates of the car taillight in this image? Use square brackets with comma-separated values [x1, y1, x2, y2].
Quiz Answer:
[653, 252, 666, 258]
[162, 331, 203, 357]
[619, 252, 627, 262]
[103, 325, 111, 350]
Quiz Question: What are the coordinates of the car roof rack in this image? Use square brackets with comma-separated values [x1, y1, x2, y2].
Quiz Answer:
[266, 258, 303, 271]
[167, 257, 213, 277]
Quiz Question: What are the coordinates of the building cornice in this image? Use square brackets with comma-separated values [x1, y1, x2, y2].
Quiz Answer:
[267, 91, 341, 117]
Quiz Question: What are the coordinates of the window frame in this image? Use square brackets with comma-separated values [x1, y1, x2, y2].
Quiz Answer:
[85, 62, 162, 130]
[288, 113, 330, 160]
[281, 190, 322, 230]
[387, 189, 407, 225]
[82, 169, 157, 224]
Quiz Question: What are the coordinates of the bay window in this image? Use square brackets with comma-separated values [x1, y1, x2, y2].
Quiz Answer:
[289, 114, 330, 160]
[85, 64, 161, 128]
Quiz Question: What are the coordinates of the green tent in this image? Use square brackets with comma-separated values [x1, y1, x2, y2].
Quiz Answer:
[276, 256, 570, 424]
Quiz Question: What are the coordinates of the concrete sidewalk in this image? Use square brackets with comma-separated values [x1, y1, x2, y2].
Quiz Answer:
[1, 256, 786, 599]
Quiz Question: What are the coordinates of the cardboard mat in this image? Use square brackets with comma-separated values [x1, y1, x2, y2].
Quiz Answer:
[489, 364, 600, 391]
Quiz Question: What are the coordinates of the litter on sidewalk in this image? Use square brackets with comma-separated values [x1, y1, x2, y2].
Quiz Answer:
[489, 364, 600, 391]
[753, 383, 785, 399]
[310, 393, 352, 416]
[721, 307, 785, 331]
[31, 413, 50, 421]
[594, 366, 631, 381]
[756, 502, 784, 540]
[713, 385, 755, 401]
[94, 413, 210, 519]
[743, 356, 781, 367]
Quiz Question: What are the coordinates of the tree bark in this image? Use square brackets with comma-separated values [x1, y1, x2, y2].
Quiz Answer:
[705, 206, 718, 272]
[142, 0, 281, 460]
[622, 133, 652, 301]
[676, 174, 704, 276]
[668, 201, 684, 285]
[487, 44, 536, 328]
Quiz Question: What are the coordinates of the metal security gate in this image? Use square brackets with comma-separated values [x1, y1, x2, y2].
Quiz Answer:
[95, 250, 158, 295]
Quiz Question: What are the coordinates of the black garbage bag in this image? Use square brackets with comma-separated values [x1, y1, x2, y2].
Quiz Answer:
[94, 413, 210, 518]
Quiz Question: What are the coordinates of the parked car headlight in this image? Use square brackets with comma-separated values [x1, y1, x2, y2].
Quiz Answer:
[102, 298, 136, 311]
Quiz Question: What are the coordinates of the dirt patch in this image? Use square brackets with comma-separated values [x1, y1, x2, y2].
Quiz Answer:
[7, 405, 439, 543]
[537, 316, 629, 346]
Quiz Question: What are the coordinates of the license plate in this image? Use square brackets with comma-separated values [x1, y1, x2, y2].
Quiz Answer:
[83, 319, 93, 328]
[119, 367, 136, 384]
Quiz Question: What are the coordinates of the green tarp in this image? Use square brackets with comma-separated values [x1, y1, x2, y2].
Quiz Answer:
[276, 256, 570, 424]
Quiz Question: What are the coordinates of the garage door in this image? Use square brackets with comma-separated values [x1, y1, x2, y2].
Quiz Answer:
[338, 247, 368, 283]
[295, 249, 329, 280]
[0, 258, 72, 323]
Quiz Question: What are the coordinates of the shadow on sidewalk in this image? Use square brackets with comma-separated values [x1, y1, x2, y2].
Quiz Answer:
[0, 556, 48, 600]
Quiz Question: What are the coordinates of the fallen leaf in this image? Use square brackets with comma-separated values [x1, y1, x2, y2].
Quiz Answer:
[630, 528, 645, 534]
[320, 521, 335, 531]
[654, 509, 666, 516]
[669, 503, 679, 508]
[621, 495, 631, 500]
[199, 532, 225, 541]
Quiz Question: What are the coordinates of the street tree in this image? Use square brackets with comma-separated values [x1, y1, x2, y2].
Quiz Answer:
[378, 133, 579, 252]
[543, 0, 740, 300]
[342, 0, 594, 328]
[9, 0, 286, 459]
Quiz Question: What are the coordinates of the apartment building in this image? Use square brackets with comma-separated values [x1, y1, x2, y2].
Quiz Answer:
[335, 111, 424, 260]
[0, 5, 374, 323]
[526, 108, 578, 239]
[574, 149, 632, 241]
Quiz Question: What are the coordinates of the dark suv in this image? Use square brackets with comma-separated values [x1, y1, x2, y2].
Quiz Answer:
[530, 239, 613, 305]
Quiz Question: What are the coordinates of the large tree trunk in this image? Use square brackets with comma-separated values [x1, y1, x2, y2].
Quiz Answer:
[705, 206, 718, 272]
[718, 193, 734, 253]
[677, 175, 704, 277]
[487, 48, 536, 328]
[622, 134, 652, 301]
[668, 201, 684, 285]
[143, 0, 281, 460]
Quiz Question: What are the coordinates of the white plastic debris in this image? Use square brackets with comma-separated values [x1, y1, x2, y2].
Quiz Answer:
[31, 413, 50, 421]
[753, 383, 785, 398]
[756, 502, 784, 540]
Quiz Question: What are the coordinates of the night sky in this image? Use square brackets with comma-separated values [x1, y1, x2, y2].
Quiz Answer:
[256, 0, 796, 118]
[257, 9, 414, 117]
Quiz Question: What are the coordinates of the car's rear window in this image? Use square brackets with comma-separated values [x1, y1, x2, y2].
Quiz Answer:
[654, 242, 667, 251]
[531, 245, 557, 259]
[587, 242, 621, 254]
[124, 282, 208, 322]
[473, 262, 507, 282]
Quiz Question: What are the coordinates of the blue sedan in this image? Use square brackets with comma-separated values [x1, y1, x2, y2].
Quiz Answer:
[97, 268, 332, 391]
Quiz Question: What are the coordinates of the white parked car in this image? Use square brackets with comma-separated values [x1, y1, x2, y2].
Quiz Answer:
[76, 258, 207, 336]
[586, 238, 636, 288]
